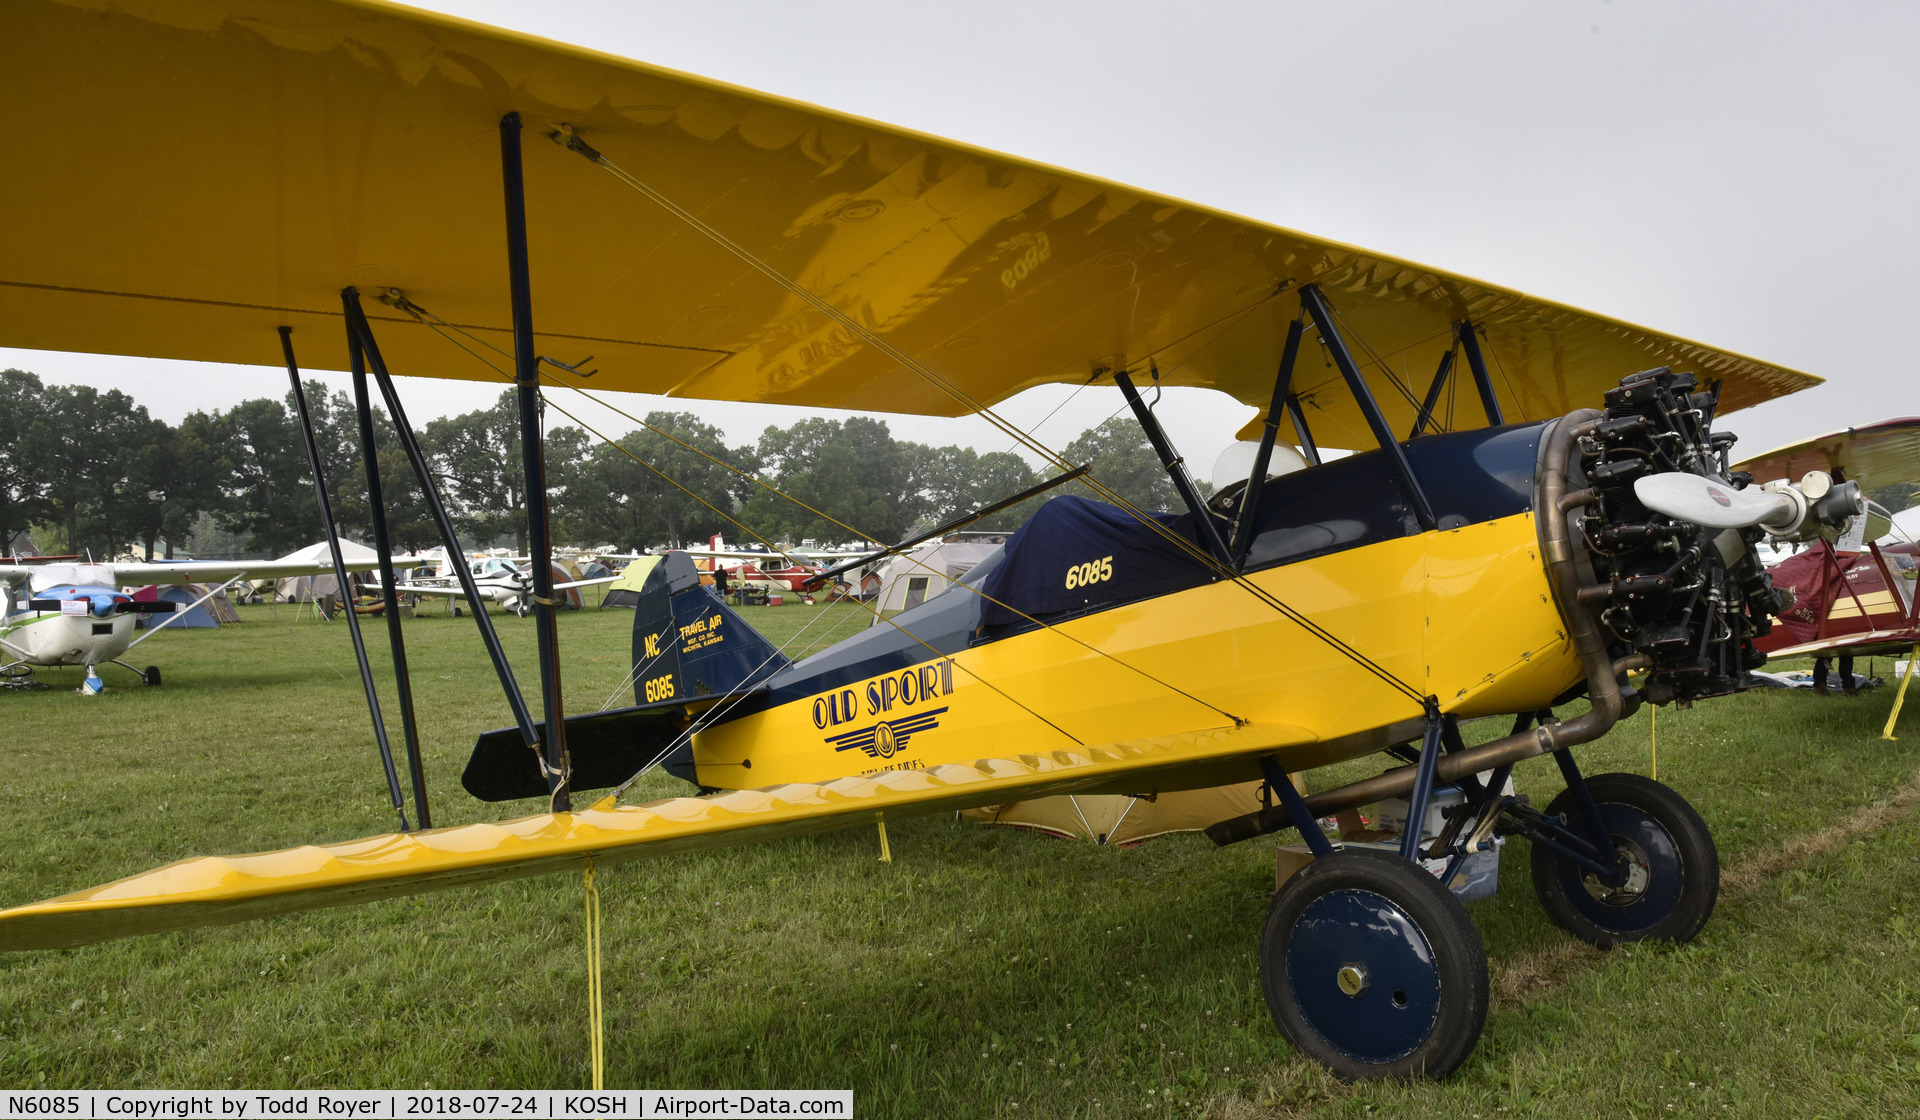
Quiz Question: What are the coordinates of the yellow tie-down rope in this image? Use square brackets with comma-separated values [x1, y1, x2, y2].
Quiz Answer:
[1883, 643, 1920, 741]
[583, 857, 604, 1090]
[1649, 702, 1657, 781]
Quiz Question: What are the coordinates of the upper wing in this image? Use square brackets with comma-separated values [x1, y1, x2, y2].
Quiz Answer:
[681, 549, 788, 561]
[0, 721, 1313, 951]
[115, 557, 397, 585]
[1, 0, 1816, 449]
[1732, 418, 1920, 494]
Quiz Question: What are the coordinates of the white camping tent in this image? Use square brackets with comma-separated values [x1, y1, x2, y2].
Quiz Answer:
[869, 539, 1002, 623]
[274, 539, 379, 604]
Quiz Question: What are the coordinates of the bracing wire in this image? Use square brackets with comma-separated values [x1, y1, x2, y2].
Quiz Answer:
[548, 396, 1247, 724]
[536, 394, 1087, 746]
[1480, 324, 1525, 422]
[599, 625, 683, 712]
[1445, 343, 1459, 434]
[1329, 307, 1428, 417]
[550, 137, 1252, 541]
[543, 133, 1428, 704]
[600, 600, 860, 802]
[369, 302, 1092, 760]
[388, 295, 1252, 725]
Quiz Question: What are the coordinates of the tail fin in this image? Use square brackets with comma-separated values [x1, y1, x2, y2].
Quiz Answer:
[460, 552, 790, 803]
[630, 551, 789, 704]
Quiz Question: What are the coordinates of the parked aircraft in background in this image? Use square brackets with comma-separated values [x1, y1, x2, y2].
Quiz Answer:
[1733, 419, 1920, 663]
[385, 553, 617, 617]
[0, 554, 391, 688]
[620, 535, 873, 597]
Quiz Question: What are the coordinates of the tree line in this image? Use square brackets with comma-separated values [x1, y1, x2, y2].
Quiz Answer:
[0, 369, 1186, 561]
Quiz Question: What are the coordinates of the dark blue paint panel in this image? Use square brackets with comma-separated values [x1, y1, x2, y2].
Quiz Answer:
[977, 496, 1213, 628]
[1243, 422, 1542, 569]
[629, 551, 790, 704]
[721, 424, 1545, 727]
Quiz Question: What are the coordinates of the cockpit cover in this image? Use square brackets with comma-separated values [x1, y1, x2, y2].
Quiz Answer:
[977, 496, 1212, 627]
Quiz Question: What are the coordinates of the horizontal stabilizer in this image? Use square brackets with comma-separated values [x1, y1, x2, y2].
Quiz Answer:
[0, 722, 1315, 952]
[462, 701, 699, 803]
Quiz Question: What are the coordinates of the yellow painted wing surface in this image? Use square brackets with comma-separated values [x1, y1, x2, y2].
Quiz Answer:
[2, 0, 1815, 447]
[0, 722, 1309, 952]
[1732, 418, 1920, 493]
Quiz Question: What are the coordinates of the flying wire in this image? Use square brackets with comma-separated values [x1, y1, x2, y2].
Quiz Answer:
[600, 593, 865, 803]
[374, 306, 1090, 762]
[1329, 306, 1427, 417]
[552, 132, 1427, 704]
[1445, 342, 1459, 433]
[536, 394, 1087, 746]
[1480, 325, 1525, 421]
[553, 136, 1268, 544]
[390, 295, 1250, 725]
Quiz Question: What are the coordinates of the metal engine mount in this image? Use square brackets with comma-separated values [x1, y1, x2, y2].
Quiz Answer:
[1567, 367, 1783, 706]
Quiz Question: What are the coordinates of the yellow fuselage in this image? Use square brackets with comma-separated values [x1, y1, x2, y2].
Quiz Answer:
[693, 512, 1577, 787]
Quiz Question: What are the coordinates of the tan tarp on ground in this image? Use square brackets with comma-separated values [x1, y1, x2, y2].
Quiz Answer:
[963, 780, 1268, 846]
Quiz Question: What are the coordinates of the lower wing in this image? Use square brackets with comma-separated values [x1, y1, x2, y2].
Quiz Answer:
[554, 575, 621, 591]
[369, 583, 482, 600]
[0, 721, 1314, 951]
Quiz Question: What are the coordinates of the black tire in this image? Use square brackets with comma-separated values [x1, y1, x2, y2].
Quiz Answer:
[1260, 848, 1488, 1081]
[450, 605, 463, 617]
[1529, 772, 1718, 948]
[142, 665, 161, 687]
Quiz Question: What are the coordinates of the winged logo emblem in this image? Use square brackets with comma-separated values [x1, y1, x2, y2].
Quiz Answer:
[824, 708, 949, 758]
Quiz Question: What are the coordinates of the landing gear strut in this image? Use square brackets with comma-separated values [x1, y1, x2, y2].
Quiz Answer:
[107, 659, 163, 687]
[1527, 771, 1718, 947]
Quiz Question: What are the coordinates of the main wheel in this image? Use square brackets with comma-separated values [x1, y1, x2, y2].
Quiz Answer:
[1260, 848, 1488, 1080]
[142, 665, 161, 686]
[1529, 772, 1718, 948]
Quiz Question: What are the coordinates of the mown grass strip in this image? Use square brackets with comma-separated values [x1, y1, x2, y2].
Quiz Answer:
[2, 611, 1917, 1119]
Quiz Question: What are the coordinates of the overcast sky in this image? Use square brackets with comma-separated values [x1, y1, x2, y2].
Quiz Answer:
[5, 0, 1912, 476]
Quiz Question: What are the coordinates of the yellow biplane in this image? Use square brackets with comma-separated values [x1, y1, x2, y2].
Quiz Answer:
[0, 0, 1857, 1081]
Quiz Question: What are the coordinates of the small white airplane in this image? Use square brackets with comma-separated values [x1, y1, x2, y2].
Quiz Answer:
[383, 554, 618, 617]
[0, 555, 393, 690]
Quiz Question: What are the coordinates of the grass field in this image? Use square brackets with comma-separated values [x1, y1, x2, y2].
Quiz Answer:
[3, 600, 1920, 1116]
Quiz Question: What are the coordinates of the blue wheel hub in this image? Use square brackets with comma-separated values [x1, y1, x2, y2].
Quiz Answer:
[1285, 888, 1442, 1062]
[1555, 803, 1682, 935]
